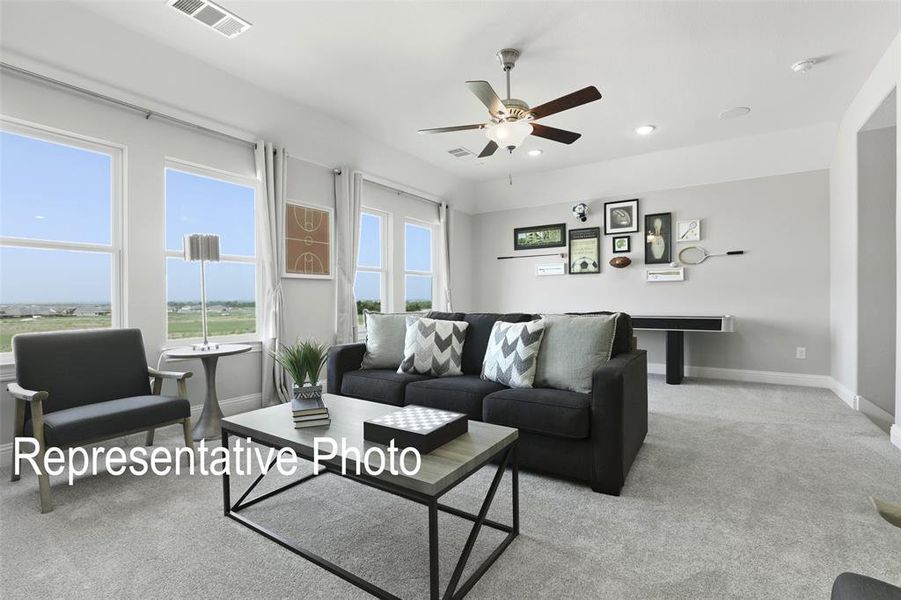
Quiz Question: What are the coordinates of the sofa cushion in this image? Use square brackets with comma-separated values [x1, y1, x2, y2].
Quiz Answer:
[831, 572, 901, 600]
[481, 319, 546, 388]
[405, 375, 505, 420]
[535, 314, 618, 393]
[461, 313, 533, 375]
[25, 395, 190, 446]
[483, 387, 591, 439]
[425, 311, 466, 322]
[361, 312, 419, 369]
[398, 317, 468, 377]
[340, 369, 429, 406]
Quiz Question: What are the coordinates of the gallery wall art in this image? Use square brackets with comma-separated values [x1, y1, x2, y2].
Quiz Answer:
[644, 212, 672, 265]
[513, 223, 567, 251]
[283, 201, 334, 279]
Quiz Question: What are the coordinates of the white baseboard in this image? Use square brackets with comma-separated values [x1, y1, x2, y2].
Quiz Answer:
[828, 378, 856, 409]
[854, 394, 895, 424]
[0, 392, 263, 465]
[647, 363, 832, 388]
[892, 425, 901, 451]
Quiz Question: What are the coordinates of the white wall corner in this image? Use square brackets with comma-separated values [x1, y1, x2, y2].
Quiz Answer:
[891, 424, 901, 451]
[829, 378, 857, 409]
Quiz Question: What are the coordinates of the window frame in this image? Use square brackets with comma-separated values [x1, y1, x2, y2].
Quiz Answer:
[163, 158, 260, 345]
[0, 117, 125, 364]
[355, 207, 390, 334]
[403, 218, 437, 313]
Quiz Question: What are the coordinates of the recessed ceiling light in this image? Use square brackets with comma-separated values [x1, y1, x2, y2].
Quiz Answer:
[527, 149, 543, 157]
[719, 106, 751, 120]
[791, 59, 817, 73]
[635, 125, 656, 136]
[34, 215, 45, 220]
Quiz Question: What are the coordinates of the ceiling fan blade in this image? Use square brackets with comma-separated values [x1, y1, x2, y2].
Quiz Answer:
[478, 140, 498, 158]
[418, 124, 485, 135]
[529, 86, 602, 121]
[466, 80, 507, 117]
[530, 123, 581, 144]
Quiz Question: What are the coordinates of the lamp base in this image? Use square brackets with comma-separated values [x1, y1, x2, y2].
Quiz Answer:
[193, 342, 220, 352]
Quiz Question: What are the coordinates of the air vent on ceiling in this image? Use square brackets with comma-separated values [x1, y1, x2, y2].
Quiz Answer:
[447, 147, 474, 158]
[168, 0, 251, 39]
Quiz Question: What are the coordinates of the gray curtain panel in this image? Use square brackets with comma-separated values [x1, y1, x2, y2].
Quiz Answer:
[335, 170, 362, 343]
[439, 202, 453, 311]
[255, 141, 290, 405]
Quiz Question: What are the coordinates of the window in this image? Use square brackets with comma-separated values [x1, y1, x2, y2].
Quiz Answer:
[355, 210, 387, 328]
[0, 123, 122, 355]
[404, 221, 434, 312]
[164, 164, 257, 341]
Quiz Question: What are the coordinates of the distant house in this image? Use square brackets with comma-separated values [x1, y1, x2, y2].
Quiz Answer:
[206, 305, 231, 314]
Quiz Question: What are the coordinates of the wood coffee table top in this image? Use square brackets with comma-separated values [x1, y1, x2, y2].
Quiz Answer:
[221, 394, 519, 497]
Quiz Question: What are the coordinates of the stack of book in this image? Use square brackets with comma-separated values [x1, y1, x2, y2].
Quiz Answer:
[292, 396, 330, 429]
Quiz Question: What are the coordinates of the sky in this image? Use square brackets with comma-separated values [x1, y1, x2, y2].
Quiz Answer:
[1, 131, 430, 306]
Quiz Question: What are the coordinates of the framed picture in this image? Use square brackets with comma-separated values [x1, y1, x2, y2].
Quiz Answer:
[568, 227, 601, 274]
[604, 199, 639, 235]
[283, 201, 334, 279]
[513, 223, 566, 251]
[644, 212, 672, 264]
[677, 219, 701, 242]
[646, 266, 685, 282]
[612, 235, 631, 253]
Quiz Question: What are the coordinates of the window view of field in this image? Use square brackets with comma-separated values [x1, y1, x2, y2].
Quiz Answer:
[0, 306, 111, 352]
[167, 301, 256, 339]
[355, 298, 432, 327]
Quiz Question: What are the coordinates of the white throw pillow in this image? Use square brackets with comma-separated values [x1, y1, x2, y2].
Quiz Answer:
[397, 317, 468, 377]
[481, 319, 546, 388]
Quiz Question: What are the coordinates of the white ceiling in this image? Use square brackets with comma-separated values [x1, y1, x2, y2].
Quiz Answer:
[7, 1, 901, 182]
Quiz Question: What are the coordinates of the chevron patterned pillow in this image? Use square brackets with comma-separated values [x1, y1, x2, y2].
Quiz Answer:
[397, 317, 469, 377]
[481, 319, 546, 388]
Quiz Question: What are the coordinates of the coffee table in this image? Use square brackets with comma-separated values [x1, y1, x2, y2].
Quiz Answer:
[221, 394, 519, 600]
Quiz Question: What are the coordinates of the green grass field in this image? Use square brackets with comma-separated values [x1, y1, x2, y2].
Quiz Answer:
[0, 307, 257, 352]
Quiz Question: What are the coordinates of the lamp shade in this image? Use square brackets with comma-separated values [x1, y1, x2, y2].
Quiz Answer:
[183, 233, 221, 262]
[485, 120, 533, 149]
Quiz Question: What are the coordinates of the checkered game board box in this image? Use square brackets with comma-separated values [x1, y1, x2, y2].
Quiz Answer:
[363, 405, 468, 454]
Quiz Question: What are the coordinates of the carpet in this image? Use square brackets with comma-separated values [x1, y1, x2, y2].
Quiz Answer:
[2, 376, 900, 599]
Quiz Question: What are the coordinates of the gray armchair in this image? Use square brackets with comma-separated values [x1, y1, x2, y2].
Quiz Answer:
[8, 328, 194, 513]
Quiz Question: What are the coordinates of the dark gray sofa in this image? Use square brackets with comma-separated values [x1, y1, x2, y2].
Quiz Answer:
[327, 311, 648, 495]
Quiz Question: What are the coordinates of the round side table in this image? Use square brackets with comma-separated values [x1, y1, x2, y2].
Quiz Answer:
[164, 344, 252, 441]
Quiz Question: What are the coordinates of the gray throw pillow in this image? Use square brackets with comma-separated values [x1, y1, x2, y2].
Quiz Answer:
[361, 311, 419, 369]
[534, 313, 619, 393]
[398, 317, 468, 377]
[481, 319, 546, 388]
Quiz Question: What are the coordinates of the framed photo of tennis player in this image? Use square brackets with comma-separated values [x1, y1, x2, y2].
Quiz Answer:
[283, 201, 334, 279]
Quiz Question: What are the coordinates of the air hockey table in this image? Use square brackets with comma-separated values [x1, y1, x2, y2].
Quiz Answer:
[631, 315, 735, 385]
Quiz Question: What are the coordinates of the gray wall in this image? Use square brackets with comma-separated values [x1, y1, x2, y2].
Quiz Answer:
[470, 171, 831, 375]
[858, 126, 897, 416]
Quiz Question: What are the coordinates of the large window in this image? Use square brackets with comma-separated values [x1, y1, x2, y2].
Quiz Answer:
[164, 164, 257, 341]
[404, 221, 434, 312]
[0, 123, 122, 354]
[355, 210, 387, 327]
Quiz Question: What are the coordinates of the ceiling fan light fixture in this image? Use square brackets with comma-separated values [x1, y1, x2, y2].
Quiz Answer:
[527, 149, 543, 157]
[485, 120, 533, 149]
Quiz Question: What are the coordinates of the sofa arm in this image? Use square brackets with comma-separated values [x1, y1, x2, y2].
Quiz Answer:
[589, 349, 648, 495]
[326, 343, 366, 394]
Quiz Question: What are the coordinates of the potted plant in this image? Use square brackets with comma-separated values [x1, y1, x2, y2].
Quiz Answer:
[271, 339, 330, 401]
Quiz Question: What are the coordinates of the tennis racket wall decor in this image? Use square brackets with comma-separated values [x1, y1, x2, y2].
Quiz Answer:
[678, 246, 745, 265]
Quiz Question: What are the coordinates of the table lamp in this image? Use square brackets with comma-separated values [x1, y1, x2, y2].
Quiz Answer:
[183, 233, 221, 351]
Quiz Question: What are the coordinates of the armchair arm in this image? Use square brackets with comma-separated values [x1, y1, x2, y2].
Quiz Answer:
[148, 367, 193, 381]
[589, 349, 648, 495]
[326, 343, 366, 394]
[148, 367, 193, 398]
[7, 382, 48, 403]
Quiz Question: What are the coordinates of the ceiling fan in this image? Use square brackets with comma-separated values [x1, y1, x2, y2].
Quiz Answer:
[418, 48, 602, 158]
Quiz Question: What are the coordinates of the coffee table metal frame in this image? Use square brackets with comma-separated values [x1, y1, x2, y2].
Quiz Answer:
[221, 427, 519, 600]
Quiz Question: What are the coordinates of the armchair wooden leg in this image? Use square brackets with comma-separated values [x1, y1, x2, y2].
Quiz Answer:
[10, 398, 25, 482]
[30, 400, 53, 513]
[145, 429, 155, 446]
[182, 418, 194, 451]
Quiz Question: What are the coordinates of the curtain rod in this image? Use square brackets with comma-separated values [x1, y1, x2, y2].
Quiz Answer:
[362, 176, 444, 207]
[1, 61, 257, 150]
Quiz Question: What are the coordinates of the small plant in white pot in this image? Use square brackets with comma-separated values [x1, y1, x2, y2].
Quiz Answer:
[272, 339, 330, 401]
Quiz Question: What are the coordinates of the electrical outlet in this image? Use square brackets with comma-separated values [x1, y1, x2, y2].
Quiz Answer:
[795, 347, 807, 360]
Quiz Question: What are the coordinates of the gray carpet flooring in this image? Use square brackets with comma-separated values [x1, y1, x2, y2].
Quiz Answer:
[2, 376, 900, 599]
